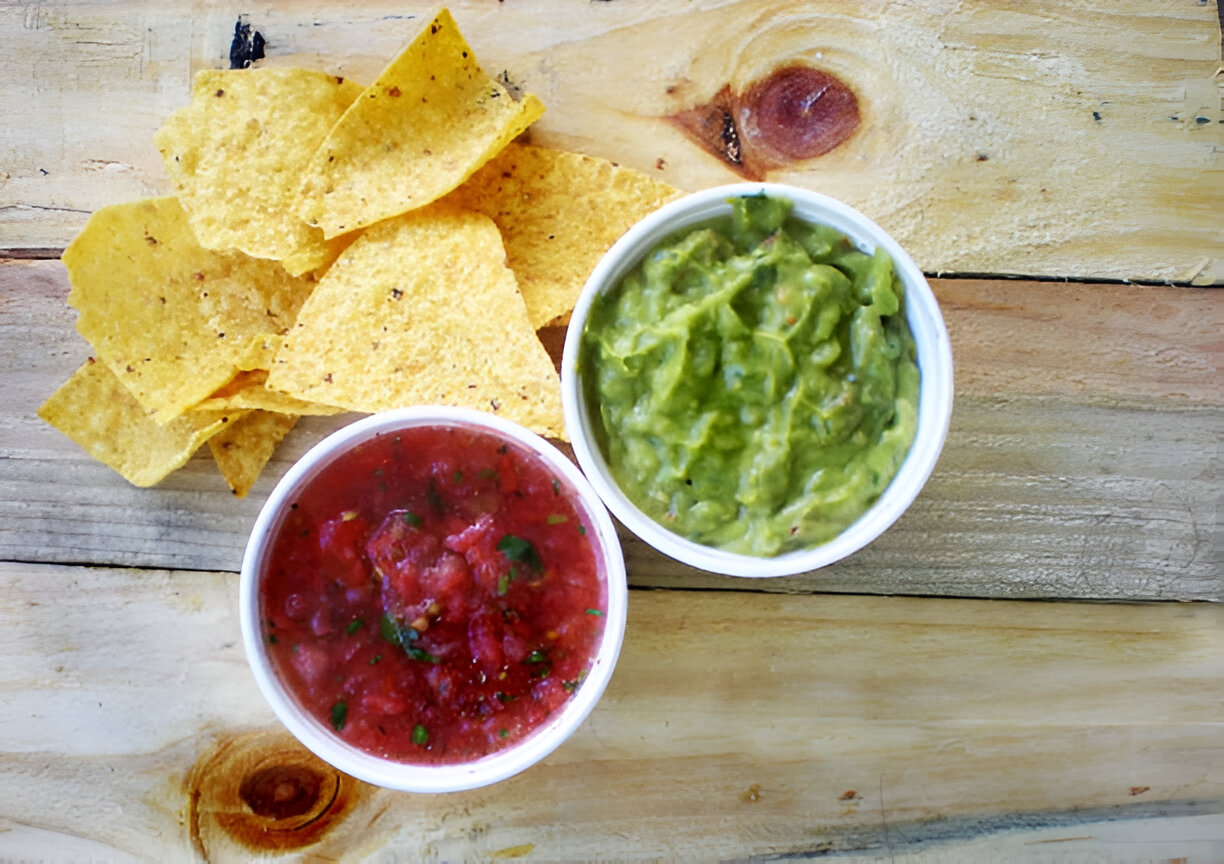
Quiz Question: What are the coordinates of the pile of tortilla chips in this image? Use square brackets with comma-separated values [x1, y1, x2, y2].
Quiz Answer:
[39, 8, 679, 496]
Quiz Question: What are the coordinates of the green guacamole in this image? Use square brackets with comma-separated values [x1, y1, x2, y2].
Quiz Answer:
[581, 194, 919, 556]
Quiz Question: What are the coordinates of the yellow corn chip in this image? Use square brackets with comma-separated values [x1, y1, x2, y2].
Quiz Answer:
[196, 369, 346, 416]
[451, 142, 681, 328]
[155, 68, 364, 262]
[206, 369, 267, 401]
[267, 204, 564, 438]
[281, 228, 363, 278]
[296, 9, 545, 238]
[64, 196, 317, 423]
[37, 359, 246, 488]
[208, 410, 300, 497]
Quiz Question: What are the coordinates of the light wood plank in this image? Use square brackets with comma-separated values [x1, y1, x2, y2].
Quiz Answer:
[934, 277, 1224, 405]
[0, 1, 1220, 282]
[2, 260, 1219, 599]
[0, 562, 1220, 861]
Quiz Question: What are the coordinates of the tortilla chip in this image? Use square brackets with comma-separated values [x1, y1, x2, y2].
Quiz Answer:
[266, 203, 564, 438]
[37, 359, 245, 487]
[155, 68, 364, 262]
[208, 410, 300, 497]
[196, 369, 346, 416]
[63, 196, 317, 423]
[281, 228, 363, 278]
[296, 9, 545, 238]
[206, 369, 267, 401]
[451, 142, 682, 327]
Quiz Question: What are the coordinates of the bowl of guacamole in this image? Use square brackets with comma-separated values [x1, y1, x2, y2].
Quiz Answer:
[561, 183, 953, 577]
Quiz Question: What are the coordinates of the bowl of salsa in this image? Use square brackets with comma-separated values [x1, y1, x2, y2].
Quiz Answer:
[562, 183, 953, 577]
[240, 407, 627, 792]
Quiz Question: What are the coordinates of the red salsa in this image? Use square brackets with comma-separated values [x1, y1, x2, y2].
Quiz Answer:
[260, 425, 606, 764]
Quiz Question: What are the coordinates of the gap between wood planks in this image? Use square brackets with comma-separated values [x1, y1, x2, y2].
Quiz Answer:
[2, 249, 1217, 289]
[7, 557, 1214, 607]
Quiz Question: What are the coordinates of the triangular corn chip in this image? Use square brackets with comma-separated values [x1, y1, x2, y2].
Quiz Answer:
[38, 359, 246, 487]
[267, 203, 564, 438]
[295, 9, 544, 238]
[64, 196, 317, 423]
[155, 68, 364, 261]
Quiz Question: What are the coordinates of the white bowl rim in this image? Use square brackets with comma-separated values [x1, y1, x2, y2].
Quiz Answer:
[240, 406, 628, 793]
[561, 182, 954, 578]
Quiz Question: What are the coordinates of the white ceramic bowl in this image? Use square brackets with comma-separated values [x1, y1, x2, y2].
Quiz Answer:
[561, 182, 953, 578]
[240, 407, 627, 792]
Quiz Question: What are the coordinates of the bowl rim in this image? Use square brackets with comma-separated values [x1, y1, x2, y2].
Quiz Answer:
[239, 406, 628, 793]
[561, 181, 954, 578]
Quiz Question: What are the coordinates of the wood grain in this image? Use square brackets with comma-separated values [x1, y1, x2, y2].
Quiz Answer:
[0, 562, 1220, 861]
[3, 259, 1219, 600]
[1, 1, 1220, 282]
[3, 6, 1221, 861]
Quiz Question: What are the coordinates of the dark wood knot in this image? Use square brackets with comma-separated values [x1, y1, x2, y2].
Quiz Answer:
[186, 730, 363, 856]
[238, 763, 328, 822]
[667, 65, 861, 180]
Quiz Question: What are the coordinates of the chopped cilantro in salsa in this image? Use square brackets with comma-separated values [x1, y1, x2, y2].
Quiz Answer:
[259, 425, 605, 765]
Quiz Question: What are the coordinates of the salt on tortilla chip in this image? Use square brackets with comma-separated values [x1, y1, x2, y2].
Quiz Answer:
[196, 369, 346, 416]
[208, 410, 299, 497]
[37, 359, 245, 488]
[296, 9, 545, 239]
[266, 203, 564, 438]
[63, 196, 317, 423]
[155, 68, 364, 262]
[450, 142, 681, 328]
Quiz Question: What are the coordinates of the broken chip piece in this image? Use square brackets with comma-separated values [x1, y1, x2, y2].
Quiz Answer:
[209, 409, 301, 497]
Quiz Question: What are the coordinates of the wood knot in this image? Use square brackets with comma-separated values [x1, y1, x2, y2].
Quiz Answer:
[239, 763, 326, 821]
[186, 730, 363, 857]
[666, 65, 860, 180]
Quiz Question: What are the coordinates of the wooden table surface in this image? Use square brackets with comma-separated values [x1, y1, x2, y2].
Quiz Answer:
[2, 2, 1221, 861]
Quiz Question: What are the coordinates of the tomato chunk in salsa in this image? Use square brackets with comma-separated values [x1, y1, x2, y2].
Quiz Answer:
[260, 425, 606, 764]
